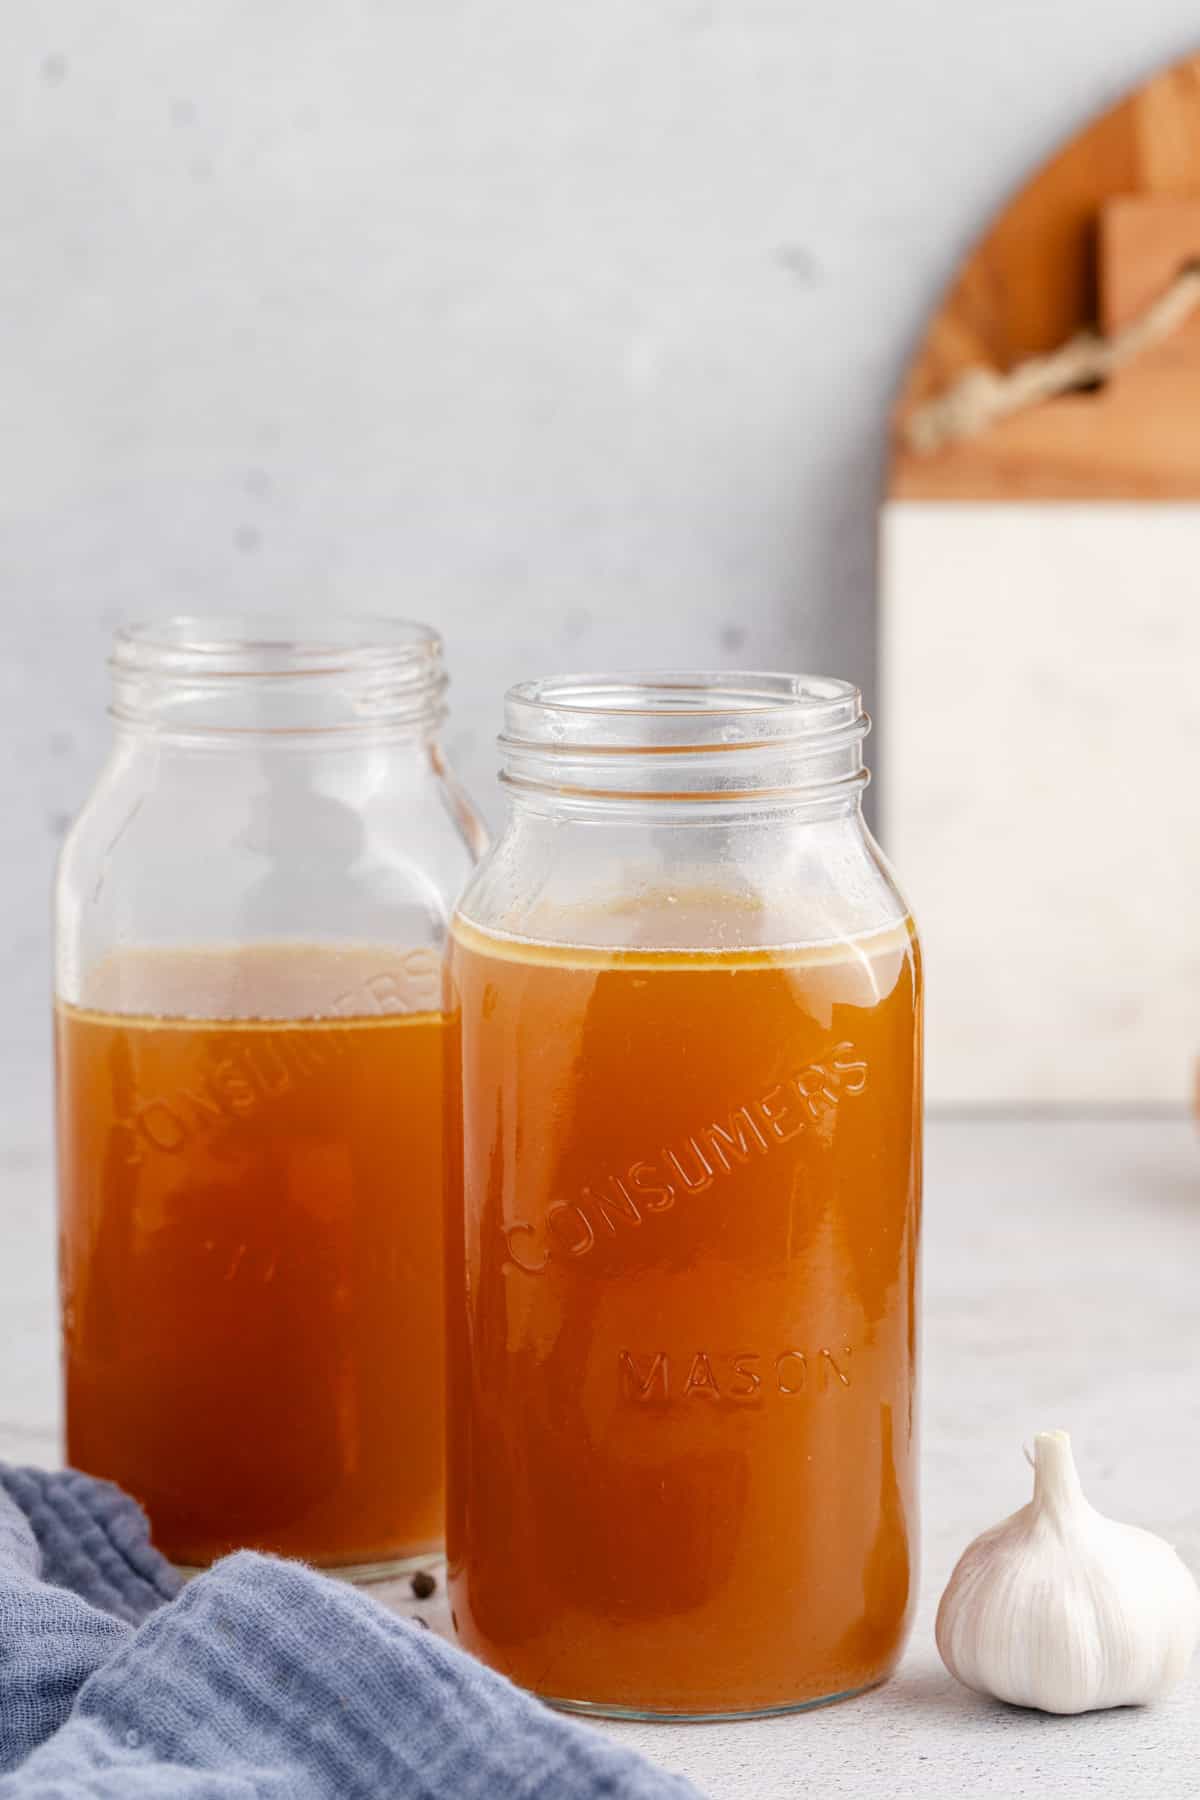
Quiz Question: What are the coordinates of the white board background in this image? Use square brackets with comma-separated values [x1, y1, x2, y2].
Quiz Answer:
[881, 503, 1200, 1109]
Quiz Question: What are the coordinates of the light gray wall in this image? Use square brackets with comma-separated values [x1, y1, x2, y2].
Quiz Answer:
[4, 2, 1198, 1110]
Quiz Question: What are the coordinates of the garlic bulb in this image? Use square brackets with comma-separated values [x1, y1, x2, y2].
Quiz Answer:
[936, 1430, 1200, 1714]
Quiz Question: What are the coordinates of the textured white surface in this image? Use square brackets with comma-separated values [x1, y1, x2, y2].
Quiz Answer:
[882, 504, 1200, 1109]
[4, 1115, 1199, 1797]
[4, 2, 1200, 1115]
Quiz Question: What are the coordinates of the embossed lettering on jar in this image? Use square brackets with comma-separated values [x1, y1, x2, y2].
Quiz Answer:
[445, 673, 922, 1719]
[55, 618, 482, 1576]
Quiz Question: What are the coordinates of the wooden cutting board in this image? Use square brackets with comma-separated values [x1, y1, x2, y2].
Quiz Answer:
[881, 52, 1200, 1108]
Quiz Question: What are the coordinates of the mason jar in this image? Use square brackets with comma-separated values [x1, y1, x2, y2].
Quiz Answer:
[54, 616, 483, 1577]
[444, 672, 922, 1717]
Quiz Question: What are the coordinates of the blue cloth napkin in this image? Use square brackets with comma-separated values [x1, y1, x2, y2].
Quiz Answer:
[0, 1466, 702, 1799]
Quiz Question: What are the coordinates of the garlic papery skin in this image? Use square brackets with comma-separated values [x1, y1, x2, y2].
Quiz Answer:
[936, 1430, 1200, 1714]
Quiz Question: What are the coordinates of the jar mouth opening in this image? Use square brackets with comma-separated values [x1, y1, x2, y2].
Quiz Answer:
[113, 613, 441, 680]
[501, 671, 869, 804]
[110, 614, 447, 736]
[503, 671, 862, 749]
[511, 671, 852, 708]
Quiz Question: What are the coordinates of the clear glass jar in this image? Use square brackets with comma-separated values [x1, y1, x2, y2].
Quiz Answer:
[445, 673, 922, 1718]
[54, 616, 483, 1577]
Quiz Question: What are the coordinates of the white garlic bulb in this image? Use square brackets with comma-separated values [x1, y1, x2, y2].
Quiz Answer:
[936, 1430, 1200, 1714]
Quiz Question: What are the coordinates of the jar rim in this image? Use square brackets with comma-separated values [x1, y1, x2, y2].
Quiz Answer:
[112, 613, 441, 679]
[503, 671, 862, 748]
[500, 671, 869, 805]
[110, 613, 448, 736]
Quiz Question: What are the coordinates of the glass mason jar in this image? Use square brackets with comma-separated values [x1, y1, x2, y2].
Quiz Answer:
[54, 616, 483, 1577]
[444, 673, 922, 1718]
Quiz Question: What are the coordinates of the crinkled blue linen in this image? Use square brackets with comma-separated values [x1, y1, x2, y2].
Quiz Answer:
[0, 1466, 702, 1799]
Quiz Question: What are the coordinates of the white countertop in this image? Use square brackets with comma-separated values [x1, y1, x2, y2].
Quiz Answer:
[4, 1117, 1198, 1799]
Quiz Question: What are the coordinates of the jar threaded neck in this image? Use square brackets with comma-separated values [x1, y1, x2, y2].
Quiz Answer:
[499, 672, 869, 809]
[110, 615, 448, 738]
